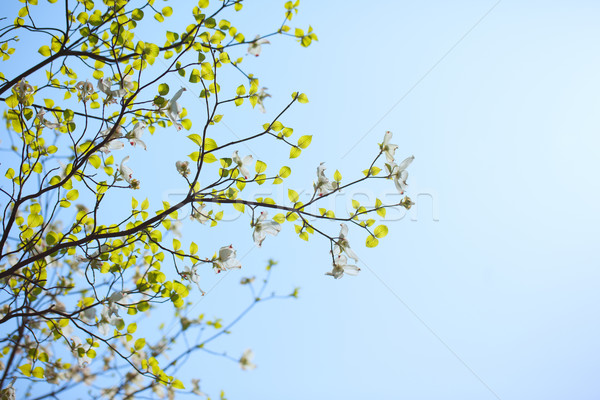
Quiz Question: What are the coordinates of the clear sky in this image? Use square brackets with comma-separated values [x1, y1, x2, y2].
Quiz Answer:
[4, 1, 600, 399]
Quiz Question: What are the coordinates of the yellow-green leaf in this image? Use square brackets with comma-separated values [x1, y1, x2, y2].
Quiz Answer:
[374, 225, 388, 238]
[297, 135, 312, 149]
[366, 235, 379, 248]
[255, 160, 266, 174]
[289, 147, 301, 159]
[279, 166, 291, 178]
[134, 338, 145, 350]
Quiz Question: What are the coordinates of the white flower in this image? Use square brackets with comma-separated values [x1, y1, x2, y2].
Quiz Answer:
[233, 150, 254, 180]
[79, 307, 96, 323]
[0, 384, 15, 400]
[314, 162, 338, 196]
[75, 244, 110, 269]
[333, 223, 359, 262]
[119, 156, 140, 189]
[99, 125, 124, 154]
[166, 87, 186, 131]
[121, 74, 134, 91]
[98, 291, 126, 336]
[14, 77, 33, 104]
[97, 78, 117, 104]
[213, 245, 241, 273]
[75, 80, 94, 102]
[252, 211, 281, 247]
[247, 35, 270, 57]
[400, 195, 415, 210]
[71, 336, 93, 367]
[181, 265, 205, 295]
[35, 107, 61, 130]
[176, 160, 190, 176]
[387, 155, 414, 194]
[99, 141, 125, 154]
[381, 130, 399, 163]
[239, 349, 256, 370]
[125, 122, 147, 150]
[326, 253, 361, 279]
[191, 379, 206, 396]
[191, 204, 209, 224]
[256, 87, 271, 113]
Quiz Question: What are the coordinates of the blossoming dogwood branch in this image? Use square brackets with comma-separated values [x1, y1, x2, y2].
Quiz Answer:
[0, 0, 412, 398]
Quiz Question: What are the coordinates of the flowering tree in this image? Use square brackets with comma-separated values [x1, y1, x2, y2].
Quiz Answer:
[0, 0, 414, 399]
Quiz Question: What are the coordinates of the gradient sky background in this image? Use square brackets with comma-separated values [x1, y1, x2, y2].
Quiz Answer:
[4, 1, 600, 399]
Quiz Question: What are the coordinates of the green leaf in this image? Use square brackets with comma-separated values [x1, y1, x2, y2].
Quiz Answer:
[127, 323, 137, 334]
[271, 121, 284, 131]
[158, 83, 169, 95]
[255, 160, 266, 174]
[352, 200, 360, 209]
[18, 364, 32, 377]
[279, 166, 291, 178]
[374, 225, 388, 238]
[297, 135, 312, 149]
[333, 170, 342, 182]
[233, 202, 245, 213]
[132, 8, 144, 20]
[366, 235, 379, 248]
[288, 189, 299, 203]
[172, 379, 185, 389]
[297, 93, 309, 103]
[202, 153, 217, 163]
[89, 155, 101, 169]
[66, 189, 79, 201]
[32, 366, 44, 379]
[289, 147, 301, 159]
[38, 45, 51, 57]
[187, 133, 203, 146]
[162, 6, 173, 16]
[134, 338, 146, 351]
[273, 213, 285, 224]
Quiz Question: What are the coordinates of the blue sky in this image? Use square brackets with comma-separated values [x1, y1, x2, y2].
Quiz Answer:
[3, 1, 600, 399]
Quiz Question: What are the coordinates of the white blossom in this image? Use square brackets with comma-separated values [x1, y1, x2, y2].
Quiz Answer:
[256, 87, 271, 113]
[126, 122, 147, 150]
[233, 150, 254, 180]
[181, 265, 205, 295]
[333, 223, 359, 262]
[191, 204, 209, 224]
[0, 384, 15, 400]
[35, 107, 61, 130]
[247, 35, 270, 57]
[176, 160, 190, 177]
[213, 245, 241, 273]
[381, 130, 399, 163]
[14, 78, 33, 104]
[239, 349, 256, 370]
[99, 125, 125, 154]
[75, 80, 94, 102]
[387, 155, 414, 194]
[71, 336, 93, 367]
[314, 162, 338, 196]
[326, 253, 361, 279]
[119, 156, 140, 189]
[252, 211, 281, 247]
[166, 87, 186, 131]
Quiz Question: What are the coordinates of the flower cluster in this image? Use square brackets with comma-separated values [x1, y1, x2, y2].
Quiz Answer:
[326, 223, 361, 279]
